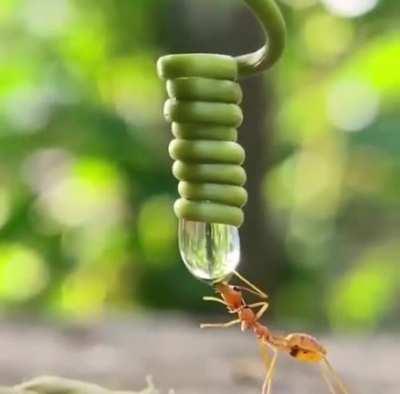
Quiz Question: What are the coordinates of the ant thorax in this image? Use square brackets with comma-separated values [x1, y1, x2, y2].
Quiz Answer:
[239, 307, 256, 322]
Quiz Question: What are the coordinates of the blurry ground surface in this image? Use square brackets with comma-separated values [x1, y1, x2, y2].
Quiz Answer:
[0, 316, 398, 393]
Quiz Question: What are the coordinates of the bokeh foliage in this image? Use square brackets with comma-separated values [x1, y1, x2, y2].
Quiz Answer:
[0, 0, 399, 331]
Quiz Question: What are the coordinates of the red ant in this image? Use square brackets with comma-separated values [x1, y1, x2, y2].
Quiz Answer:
[201, 271, 349, 394]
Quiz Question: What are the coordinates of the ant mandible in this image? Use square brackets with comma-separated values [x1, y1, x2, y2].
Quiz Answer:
[201, 271, 349, 394]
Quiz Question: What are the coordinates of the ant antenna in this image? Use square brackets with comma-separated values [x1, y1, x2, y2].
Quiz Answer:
[233, 271, 268, 299]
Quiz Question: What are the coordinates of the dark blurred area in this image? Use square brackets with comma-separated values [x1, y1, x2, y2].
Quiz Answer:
[0, 0, 399, 333]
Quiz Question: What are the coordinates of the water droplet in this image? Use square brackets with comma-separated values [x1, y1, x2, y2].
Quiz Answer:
[179, 219, 240, 283]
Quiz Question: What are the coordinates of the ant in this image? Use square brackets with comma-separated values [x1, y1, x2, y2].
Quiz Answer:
[201, 271, 349, 394]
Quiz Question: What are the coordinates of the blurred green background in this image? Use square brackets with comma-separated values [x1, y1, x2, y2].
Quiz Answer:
[0, 0, 399, 332]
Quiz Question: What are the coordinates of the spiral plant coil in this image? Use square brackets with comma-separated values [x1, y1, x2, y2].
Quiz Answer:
[158, 0, 286, 227]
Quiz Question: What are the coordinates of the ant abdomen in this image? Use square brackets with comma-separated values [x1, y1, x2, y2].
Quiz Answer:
[286, 333, 327, 363]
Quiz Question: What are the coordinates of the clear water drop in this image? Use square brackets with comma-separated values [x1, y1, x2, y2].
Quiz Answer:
[179, 219, 240, 283]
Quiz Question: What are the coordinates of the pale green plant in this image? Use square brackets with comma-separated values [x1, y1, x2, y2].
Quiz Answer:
[0, 376, 174, 394]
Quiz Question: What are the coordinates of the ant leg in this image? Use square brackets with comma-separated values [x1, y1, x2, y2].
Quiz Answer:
[320, 363, 336, 394]
[262, 348, 278, 394]
[257, 303, 269, 320]
[322, 357, 349, 394]
[251, 302, 269, 320]
[233, 271, 268, 299]
[258, 340, 271, 384]
[200, 319, 241, 329]
[247, 301, 268, 308]
[202, 296, 227, 306]
[259, 341, 271, 371]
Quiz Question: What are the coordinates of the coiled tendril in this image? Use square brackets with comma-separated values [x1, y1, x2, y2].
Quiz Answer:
[157, 0, 286, 227]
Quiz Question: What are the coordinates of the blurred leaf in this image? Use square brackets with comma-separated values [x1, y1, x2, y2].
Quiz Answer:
[328, 242, 399, 330]
[137, 195, 177, 266]
[0, 243, 48, 302]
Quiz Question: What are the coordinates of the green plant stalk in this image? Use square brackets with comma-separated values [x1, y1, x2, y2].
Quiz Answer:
[158, 0, 286, 226]
[2, 376, 165, 394]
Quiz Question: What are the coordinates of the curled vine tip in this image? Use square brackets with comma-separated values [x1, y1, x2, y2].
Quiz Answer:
[237, 0, 286, 77]
[157, 0, 286, 226]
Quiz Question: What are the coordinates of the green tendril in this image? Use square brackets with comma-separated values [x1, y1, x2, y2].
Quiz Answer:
[238, 0, 286, 77]
[158, 1, 286, 226]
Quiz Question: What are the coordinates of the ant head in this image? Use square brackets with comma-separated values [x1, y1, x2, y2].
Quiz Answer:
[214, 283, 244, 310]
[215, 282, 241, 297]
